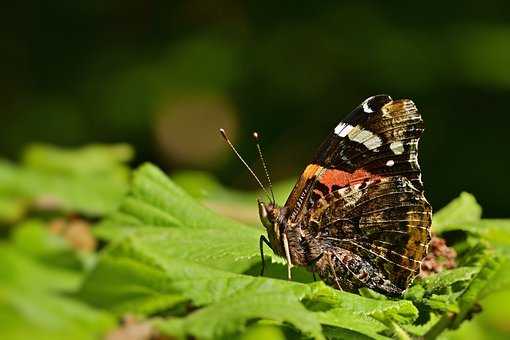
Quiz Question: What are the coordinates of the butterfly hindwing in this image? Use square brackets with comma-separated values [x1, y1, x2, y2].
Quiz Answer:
[309, 176, 431, 294]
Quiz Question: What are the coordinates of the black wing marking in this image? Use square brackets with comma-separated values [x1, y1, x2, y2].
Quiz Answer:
[312, 95, 426, 191]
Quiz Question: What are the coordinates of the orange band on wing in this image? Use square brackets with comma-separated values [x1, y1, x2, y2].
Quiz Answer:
[320, 168, 380, 190]
[284, 164, 324, 210]
[302, 164, 323, 179]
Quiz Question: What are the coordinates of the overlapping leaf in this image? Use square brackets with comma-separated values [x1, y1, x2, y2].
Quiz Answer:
[432, 192, 482, 231]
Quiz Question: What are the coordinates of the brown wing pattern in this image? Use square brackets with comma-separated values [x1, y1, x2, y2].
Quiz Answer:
[308, 176, 431, 295]
[281, 95, 432, 295]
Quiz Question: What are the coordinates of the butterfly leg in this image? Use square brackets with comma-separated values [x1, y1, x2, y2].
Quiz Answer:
[307, 253, 324, 282]
[259, 235, 272, 276]
[283, 233, 293, 280]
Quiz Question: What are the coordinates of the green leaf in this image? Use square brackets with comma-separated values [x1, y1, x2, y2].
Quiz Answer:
[451, 255, 503, 328]
[79, 241, 417, 339]
[172, 170, 295, 225]
[308, 283, 417, 339]
[94, 164, 269, 273]
[157, 286, 324, 340]
[479, 257, 510, 296]
[430, 219, 510, 258]
[10, 220, 85, 269]
[22, 143, 133, 176]
[0, 195, 27, 225]
[240, 325, 286, 340]
[460, 219, 510, 255]
[96, 164, 242, 234]
[433, 192, 482, 232]
[0, 245, 114, 340]
[79, 241, 323, 338]
[418, 267, 479, 293]
[359, 288, 389, 300]
[0, 144, 132, 220]
[306, 283, 417, 325]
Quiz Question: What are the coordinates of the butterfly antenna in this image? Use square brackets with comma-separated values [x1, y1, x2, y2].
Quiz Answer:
[253, 132, 276, 204]
[219, 128, 272, 201]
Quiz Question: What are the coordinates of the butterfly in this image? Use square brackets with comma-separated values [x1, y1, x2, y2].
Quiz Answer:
[222, 94, 432, 296]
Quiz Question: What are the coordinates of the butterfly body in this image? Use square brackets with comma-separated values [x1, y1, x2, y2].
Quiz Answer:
[259, 95, 432, 296]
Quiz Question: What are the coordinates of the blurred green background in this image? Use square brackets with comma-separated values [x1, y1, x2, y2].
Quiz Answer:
[2, 1, 509, 217]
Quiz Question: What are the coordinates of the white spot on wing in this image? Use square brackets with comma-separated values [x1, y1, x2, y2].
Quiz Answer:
[334, 122, 354, 137]
[353, 129, 373, 142]
[390, 141, 404, 155]
[361, 97, 375, 113]
[386, 160, 395, 167]
[347, 125, 382, 150]
[364, 136, 382, 150]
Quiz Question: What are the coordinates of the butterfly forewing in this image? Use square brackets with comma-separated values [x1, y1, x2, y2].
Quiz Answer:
[312, 96, 424, 189]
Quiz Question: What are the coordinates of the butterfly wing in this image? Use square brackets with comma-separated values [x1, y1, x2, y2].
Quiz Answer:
[284, 95, 427, 224]
[282, 95, 431, 294]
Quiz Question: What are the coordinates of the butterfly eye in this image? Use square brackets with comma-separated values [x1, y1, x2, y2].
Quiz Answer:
[258, 200, 272, 229]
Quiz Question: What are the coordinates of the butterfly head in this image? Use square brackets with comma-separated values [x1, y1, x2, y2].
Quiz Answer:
[258, 199, 278, 228]
[258, 199, 285, 253]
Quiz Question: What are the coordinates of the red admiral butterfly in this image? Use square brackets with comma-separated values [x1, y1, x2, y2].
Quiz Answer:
[221, 94, 432, 296]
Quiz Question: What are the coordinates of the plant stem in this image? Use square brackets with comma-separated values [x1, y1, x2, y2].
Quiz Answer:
[390, 321, 412, 340]
[423, 312, 456, 340]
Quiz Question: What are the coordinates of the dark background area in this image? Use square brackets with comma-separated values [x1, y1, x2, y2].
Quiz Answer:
[1, 1, 509, 216]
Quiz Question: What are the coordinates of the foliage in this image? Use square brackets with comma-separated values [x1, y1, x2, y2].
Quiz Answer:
[0, 144, 132, 223]
[0, 226, 114, 340]
[171, 170, 296, 226]
[0, 145, 509, 339]
[86, 163, 510, 339]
